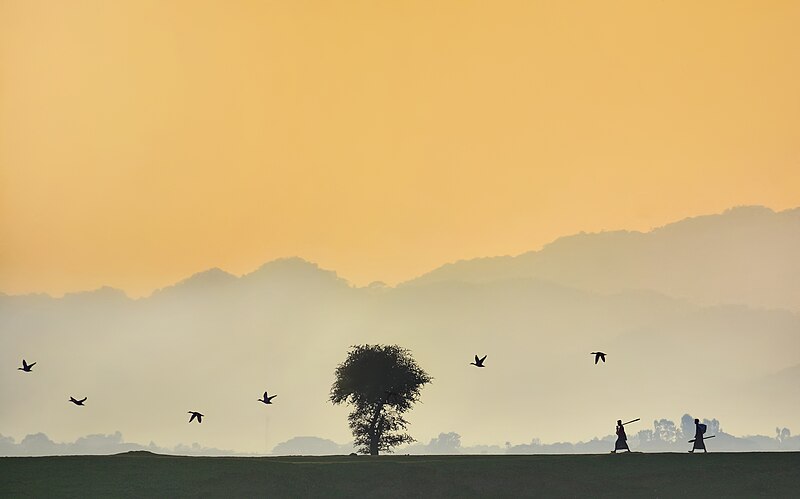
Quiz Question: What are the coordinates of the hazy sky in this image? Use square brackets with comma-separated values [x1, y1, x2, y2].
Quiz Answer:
[2, 0, 799, 296]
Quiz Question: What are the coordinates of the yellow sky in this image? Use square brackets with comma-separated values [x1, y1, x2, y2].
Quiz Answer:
[1, 0, 799, 297]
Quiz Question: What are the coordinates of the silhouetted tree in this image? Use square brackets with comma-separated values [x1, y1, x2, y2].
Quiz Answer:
[775, 427, 791, 443]
[637, 429, 654, 444]
[427, 432, 462, 454]
[330, 344, 432, 455]
[680, 413, 695, 440]
[702, 418, 720, 436]
[653, 418, 678, 443]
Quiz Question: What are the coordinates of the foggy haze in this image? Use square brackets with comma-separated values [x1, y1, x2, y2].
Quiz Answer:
[2, 206, 798, 454]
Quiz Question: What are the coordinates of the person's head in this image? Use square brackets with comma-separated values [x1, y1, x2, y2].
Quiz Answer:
[695, 419, 700, 424]
[617, 420, 622, 425]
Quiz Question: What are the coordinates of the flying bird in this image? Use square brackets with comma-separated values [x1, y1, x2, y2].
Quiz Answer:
[258, 391, 277, 405]
[188, 411, 204, 423]
[18, 359, 36, 372]
[470, 355, 487, 368]
[591, 352, 607, 364]
[69, 396, 87, 406]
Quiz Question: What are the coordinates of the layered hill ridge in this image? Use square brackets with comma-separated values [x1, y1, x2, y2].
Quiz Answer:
[404, 205, 800, 312]
[4, 206, 796, 312]
[1, 206, 798, 453]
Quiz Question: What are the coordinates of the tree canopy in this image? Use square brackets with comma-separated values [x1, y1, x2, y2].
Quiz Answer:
[330, 344, 432, 455]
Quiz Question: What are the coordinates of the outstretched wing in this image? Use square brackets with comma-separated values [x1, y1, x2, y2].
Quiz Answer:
[22, 360, 28, 369]
[478, 355, 487, 364]
[474, 355, 480, 364]
[267, 394, 277, 402]
[189, 413, 197, 422]
[28, 362, 36, 368]
[79, 397, 87, 403]
[263, 391, 269, 400]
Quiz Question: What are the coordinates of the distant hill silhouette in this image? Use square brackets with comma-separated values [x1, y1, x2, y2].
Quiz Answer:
[165, 268, 238, 291]
[404, 206, 800, 312]
[271, 436, 355, 456]
[0, 431, 247, 457]
[1, 206, 798, 453]
[113, 450, 162, 457]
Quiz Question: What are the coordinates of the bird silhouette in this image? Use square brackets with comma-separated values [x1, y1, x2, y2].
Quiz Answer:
[18, 359, 36, 372]
[591, 352, 607, 364]
[470, 355, 487, 367]
[69, 396, 87, 406]
[188, 411, 204, 423]
[257, 391, 277, 405]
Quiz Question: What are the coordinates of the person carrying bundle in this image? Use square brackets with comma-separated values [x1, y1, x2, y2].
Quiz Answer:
[689, 418, 708, 453]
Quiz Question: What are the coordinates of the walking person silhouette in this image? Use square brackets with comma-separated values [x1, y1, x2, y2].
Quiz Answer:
[613, 420, 631, 453]
[689, 418, 707, 453]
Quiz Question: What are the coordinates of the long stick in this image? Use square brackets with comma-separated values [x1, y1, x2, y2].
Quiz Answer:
[688, 435, 716, 443]
[622, 418, 640, 425]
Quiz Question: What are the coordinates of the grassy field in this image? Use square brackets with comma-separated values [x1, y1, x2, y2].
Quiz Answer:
[1, 452, 799, 498]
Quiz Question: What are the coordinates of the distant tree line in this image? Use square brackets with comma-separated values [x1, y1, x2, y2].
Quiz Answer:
[398, 416, 800, 455]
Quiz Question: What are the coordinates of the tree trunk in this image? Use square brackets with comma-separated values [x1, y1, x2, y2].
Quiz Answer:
[368, 402, 384, 456]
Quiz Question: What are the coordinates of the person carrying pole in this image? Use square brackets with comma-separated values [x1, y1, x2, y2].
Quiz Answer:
[689, 418, 708, 453]
[613, 418, 638, 453]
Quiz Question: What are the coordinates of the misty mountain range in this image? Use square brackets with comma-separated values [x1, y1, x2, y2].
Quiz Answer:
[407, 205, 800, 312]
[1, 205, 798, 454]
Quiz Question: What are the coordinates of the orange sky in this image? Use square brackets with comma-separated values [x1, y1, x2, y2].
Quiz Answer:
[1, 0, 799, 297]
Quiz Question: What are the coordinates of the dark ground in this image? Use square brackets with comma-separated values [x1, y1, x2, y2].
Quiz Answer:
[1, 451, 799, 498]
